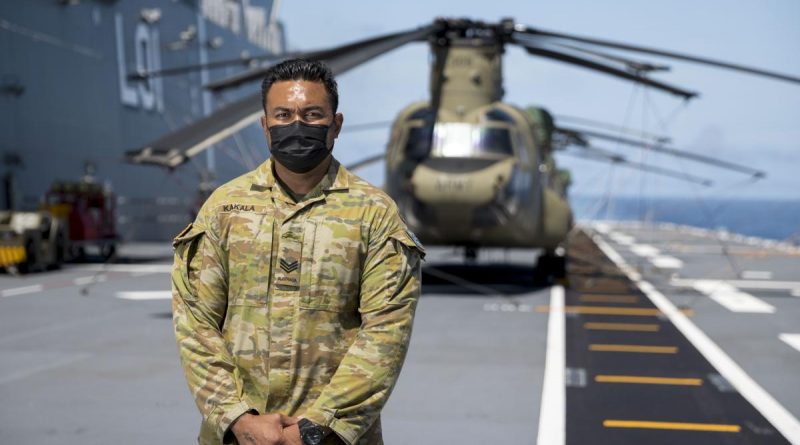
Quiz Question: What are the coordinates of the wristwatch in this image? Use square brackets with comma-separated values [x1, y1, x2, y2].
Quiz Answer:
[298, 418, 328, 445]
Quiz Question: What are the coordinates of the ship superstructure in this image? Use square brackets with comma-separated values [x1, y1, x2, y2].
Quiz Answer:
[0, 0, 285, 240]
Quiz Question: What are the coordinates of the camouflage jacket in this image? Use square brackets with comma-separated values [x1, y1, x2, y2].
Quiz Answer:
[172, 158, 424, 445]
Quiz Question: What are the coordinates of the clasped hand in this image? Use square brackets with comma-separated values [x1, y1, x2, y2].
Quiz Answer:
[232, 412, 303, 445]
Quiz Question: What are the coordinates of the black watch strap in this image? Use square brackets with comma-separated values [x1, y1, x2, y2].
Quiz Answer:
[298, 418, 328, 445]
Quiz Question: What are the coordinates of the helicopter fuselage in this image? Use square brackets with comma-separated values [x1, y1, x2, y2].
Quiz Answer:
[384, 32, 572, 250]
[386, 101, 572, 249]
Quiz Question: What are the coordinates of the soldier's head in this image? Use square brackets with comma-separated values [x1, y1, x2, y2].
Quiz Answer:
[260, 59, 343, 173]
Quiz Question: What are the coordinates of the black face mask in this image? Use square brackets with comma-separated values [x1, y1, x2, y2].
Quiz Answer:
[268, 121, 332, 173]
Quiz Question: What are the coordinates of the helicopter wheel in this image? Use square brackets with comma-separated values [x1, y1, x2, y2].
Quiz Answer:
[535, 247, 567, 284]
[464, 246, 478, 264]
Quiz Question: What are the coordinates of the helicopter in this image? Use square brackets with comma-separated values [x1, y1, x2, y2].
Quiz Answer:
[125, 18, 799, 278]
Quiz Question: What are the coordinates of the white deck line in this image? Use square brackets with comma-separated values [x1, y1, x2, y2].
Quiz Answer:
[116, 291, 172, 300]
[626, 241, 683, 269]
[672, 278, 800, 292]
[593, 233, 800, 444]
[692, 280, 775, 314]
[651, 256, 684, 269]
[537, 285, 565, 445]
[741, 271, 773, 280]
[1, 284, 44, 298]
[73, 275, 107, 286]
[630, 244, 660, 257]
[593, 222, 611, 234]
[780, 334, 800, 353]
[608, 232, 635, 246]
[78, 264, 172, 274]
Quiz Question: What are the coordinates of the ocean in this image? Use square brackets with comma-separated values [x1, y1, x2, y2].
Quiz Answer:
[571, 196, 800, 243]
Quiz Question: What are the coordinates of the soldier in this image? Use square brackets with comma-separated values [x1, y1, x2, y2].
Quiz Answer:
[171, 58, 424, 445]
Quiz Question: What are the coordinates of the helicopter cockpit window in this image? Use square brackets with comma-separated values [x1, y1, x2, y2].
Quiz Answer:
[430, 123, 514, 158]
[484, 109, 516, 124]
[407, 108, 434, 121]
[404, 125, 433, 160]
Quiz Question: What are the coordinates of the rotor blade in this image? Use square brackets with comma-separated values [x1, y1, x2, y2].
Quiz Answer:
[346, 153, 385, 172]
[125, 92, 263, 168]
[340, 120, 394, 133]
[515, 24, 800, 85]
[206, 24, 438, 92]
[548, 42, 670, 73]
[554, 114, 671, 143]
[125, 24, 439, 168]
[512, 38, 698, 99]
[551, 127, 588, 149]
[561, 146, 712, 186]
[561, 126, 765, 178]
[556, 126, 657, 150]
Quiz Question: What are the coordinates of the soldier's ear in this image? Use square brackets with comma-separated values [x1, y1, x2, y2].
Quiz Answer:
[260, 115, 271, 145]
[333, 113, 344, 138]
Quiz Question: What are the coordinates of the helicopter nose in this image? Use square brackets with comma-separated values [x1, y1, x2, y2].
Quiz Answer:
[409, 156, 514, 207]
[473, 165, 524, 228]
[418, 157, 501, 174]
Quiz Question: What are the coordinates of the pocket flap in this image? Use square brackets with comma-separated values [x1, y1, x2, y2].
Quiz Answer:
[389, 228, 425, 259]
[173, 223, 206, 248]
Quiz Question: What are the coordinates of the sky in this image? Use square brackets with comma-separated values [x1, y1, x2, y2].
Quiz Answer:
[277, 0, 800, 200]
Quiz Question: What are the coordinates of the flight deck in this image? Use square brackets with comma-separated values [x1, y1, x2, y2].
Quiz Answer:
[0, 223, 798, 444]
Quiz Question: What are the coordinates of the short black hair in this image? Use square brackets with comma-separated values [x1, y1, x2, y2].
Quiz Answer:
[260, 59, 339, 113]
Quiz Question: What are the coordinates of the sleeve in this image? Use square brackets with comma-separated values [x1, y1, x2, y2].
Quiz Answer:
[171, 211, 257, 443]
[302, 210, 425, 445]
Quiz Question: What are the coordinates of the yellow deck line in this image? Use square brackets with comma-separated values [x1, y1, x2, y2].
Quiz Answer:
[603, 420, 741, 433]
[536, 305, 694, 317]
[580, 294, 640, 304]
[595, 375, 702, 386]
[589, 344, 678, 354]
[583, 322, 660, 332]
[537, 305, 659, 316]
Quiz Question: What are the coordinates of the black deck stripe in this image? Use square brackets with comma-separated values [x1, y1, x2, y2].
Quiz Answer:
[564, 230, 790, 445]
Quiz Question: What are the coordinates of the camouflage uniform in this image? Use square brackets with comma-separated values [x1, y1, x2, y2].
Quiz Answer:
[172, 158, 424, 445]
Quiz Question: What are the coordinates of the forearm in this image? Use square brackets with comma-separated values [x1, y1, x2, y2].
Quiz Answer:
[172, 220, 252, 441]
[303, 300, 417, 444]
[173, 295, 255, 440]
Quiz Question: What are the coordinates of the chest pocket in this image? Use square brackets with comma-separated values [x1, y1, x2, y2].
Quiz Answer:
[302, 217, 364, 312]
[224, 208, 273, 306]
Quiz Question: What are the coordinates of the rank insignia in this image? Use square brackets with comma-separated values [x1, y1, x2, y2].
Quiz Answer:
[280, 258, 299, 273]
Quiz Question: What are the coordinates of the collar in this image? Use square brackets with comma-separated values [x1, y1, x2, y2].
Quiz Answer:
[252, 157, 350, 196]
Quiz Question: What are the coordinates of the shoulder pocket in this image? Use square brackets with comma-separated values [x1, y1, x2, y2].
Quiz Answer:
[388, 229, 426, 259]
[173, 224, 207, 298]
[173, 223, 205, 249]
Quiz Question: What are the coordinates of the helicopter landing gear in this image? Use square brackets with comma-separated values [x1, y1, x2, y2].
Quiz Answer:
[534, 247, 567, 284]
[464, 246, 478, 264]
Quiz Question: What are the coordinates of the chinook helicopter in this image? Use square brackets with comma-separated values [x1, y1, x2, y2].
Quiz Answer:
[126, 18, 799, 278]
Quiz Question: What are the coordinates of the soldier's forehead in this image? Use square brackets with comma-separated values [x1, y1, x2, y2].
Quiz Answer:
[267, 80, 328, 105]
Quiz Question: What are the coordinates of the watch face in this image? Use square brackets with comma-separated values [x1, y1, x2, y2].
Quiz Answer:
[301, 428, 324, 445]
[299, 420, 325, 445]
